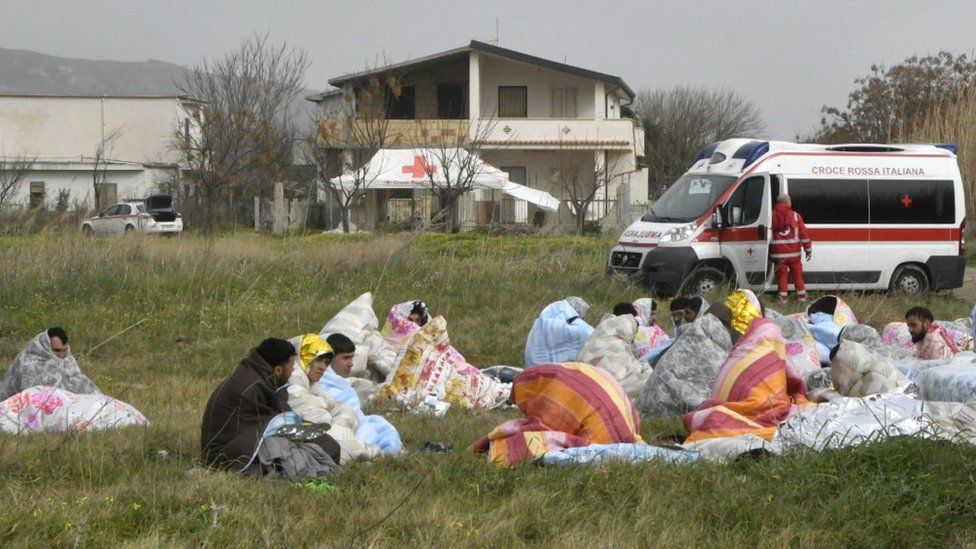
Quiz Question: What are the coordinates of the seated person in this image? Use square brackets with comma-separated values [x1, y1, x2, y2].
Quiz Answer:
[288, 333, 386, 464]
[612, 302, 638, 317]
[906, 306, 958, 360]
[613, 300, 670, 362]
[383, 300, 430, 350]
[201, 338, 341, 473]
[0, 327, 100, 400]
[669, 297, 690, 332]
[524, 297, 594, 367]
[682, 297, 707, 324]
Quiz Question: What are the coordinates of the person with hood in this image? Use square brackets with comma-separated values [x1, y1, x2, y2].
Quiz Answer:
[0, 327, 100, 400]
[201, 337, 341, 473]
[770, 193, 812, 303]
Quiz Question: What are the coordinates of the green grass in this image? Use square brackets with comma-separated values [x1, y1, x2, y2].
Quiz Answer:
[1, 231, 976, 546]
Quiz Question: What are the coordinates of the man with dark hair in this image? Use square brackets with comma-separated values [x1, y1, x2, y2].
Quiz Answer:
[683, 297, 706, 324]
[325, 333, 356, 378]
[0, 327, 99, 399]
[669, 297, 690, 331]
[905, 306, 958, 360]
[201, 337, 341, 473]
[612, 302, 639, 318]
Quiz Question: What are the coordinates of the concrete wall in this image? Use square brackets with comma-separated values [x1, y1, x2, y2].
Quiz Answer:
[0, 96, 194, 164]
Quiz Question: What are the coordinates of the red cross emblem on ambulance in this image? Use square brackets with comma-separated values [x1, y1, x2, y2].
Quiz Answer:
[900, 193, 913, 208]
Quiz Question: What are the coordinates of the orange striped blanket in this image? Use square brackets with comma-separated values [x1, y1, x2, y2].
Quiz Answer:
[471, 362, 644, 467]
[684, 318, 814, 443]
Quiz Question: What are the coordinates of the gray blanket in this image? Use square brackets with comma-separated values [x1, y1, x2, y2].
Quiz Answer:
[0, 331, 100, 400]
[258, 436, 342, 479]
[636, 314, 732, 417]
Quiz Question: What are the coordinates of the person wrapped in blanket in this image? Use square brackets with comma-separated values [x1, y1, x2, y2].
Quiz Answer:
[669, 296, 708, 334]
[287, 333, 403, 464]
[201, 338, 342, 476]
[903, 306, 959, 360]
[0, 327, 148, 433]
[612, 299, 671, 363]
[383, 299, 483, 378]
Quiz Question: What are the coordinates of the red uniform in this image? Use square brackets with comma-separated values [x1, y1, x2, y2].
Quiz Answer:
[770, 203, 812, 301]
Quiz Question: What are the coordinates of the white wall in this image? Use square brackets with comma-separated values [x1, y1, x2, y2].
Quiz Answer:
[7, 164, 175, 209]
[478, 55, 597, 119]
[0, 96, 193, 165]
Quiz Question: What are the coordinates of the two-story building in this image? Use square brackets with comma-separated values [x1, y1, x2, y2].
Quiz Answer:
[0, 93, 200, 209]
[306, 40, 647, 231]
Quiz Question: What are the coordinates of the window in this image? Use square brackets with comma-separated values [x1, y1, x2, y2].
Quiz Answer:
[869, 179, 954, 224]
[183, 118, 191, 149]
[95, 183, 118, 207]
[502, 166, 527, 185]
[117, 204, 132, 215]
[385, 85, 416, 119]
[437, 84, 465, 119]
[29, 181, 45, 209]
[498, 86, 527, 118]
[724, 176, 764, 226]
[642, 174, 737, 223]
[550, 88, 578, 118]
[102, 205, 123, 216]
[788, 178, 868, 224]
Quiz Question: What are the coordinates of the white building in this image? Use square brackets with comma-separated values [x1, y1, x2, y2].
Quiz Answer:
[306, 40, 648, 231]
[0, 94, 201, 209]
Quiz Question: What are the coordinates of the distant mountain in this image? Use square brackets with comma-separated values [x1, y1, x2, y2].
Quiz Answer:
[0, 47, 317, 128]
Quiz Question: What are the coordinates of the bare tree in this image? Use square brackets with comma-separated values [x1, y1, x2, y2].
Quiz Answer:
[175, 33, 309, 233]
[633, 86, 765, 195]
[416, 117, 502, 232]
[91, 128, 122, 211]
[304, 72, 400, 233]
[550, 150, 627, 234]
[0, 150, 37, 209]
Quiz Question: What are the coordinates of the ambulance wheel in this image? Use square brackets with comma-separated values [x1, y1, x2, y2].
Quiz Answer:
[681, 267, 726, 297]
[890, 264, 929, 294]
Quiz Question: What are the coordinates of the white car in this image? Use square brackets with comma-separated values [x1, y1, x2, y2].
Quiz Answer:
[81, 195, 183, 235]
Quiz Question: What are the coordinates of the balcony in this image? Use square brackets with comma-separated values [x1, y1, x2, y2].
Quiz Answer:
[318, 118, 640, 152]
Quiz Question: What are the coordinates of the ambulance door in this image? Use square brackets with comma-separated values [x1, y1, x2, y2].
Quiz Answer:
[719, 175, 774, 290]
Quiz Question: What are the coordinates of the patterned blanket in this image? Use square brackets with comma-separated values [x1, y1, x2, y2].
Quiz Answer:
[577, 315, 651, 397]
[0, 386, 147, 433]
[379, 316, 510, 413]
[382, 301, 481, 377]
[684, 319, 813, 443]
[523, 299, 594, 367]
[471, 362, 644, 467]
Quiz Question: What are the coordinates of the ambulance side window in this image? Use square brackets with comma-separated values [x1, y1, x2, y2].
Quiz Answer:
[789, 178, 869, 224]
[725, 176, 764, 226]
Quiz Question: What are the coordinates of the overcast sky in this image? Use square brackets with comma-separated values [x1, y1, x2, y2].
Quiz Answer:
[4, 0, 975, 138]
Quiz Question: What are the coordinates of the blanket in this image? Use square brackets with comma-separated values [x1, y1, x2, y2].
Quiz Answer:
[806, 295, 858, 326]
[726, 290, 762, 335]
[0, 331, 100, 400]
[379, 316, 510, 413]
[257, 435, 341, 479]
[541, 443, 699, 466]
[320, 367, 403, 455]
[576, 315, 651, 397]
[381, 301, 481, 377]
[636, 314, 732, 417]
[684, 319, 813, 443]
[471, 362, 643, 467]
[882, 320, 970, 359]
[830, 340, 911, 397]
[772, 314, 821, 381]
[320, 292, 398, 381]
[524, 299, 594, 367]
[915, 354, 976, 403]
[0, 386, 147, 433]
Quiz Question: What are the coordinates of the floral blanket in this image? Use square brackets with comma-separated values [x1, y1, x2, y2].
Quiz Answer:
[0, 386, 147, 433]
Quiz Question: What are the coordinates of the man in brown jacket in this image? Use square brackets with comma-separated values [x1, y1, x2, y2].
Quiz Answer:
[201, 337, 340, 473]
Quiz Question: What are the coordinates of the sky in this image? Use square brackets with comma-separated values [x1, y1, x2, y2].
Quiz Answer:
[3, 0, 975, 139]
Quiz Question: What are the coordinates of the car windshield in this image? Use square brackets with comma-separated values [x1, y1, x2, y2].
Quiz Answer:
[642, 174, 737, 223]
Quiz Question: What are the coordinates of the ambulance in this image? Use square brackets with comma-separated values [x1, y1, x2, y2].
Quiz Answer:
[608, 139, 966, 297]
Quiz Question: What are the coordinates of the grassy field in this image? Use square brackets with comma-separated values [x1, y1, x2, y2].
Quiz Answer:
[1, 230, 976, 547]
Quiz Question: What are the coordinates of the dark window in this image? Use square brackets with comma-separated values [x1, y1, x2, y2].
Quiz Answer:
[502, 166, 527, 185]
[498, 86, 527, 117]
[437, 84, 465, 119]
[117, 204, 132, 215]
[29, 181, 45, 209]
[869, 179, 954, 224]
[103, 205, 123, 216]
[770, 174, 781, 200]
[788, 178, 868, 224]
[724, 176, 764, 226]
[385, 85, 415, 119]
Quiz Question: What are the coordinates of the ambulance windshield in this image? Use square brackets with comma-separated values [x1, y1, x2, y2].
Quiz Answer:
[642, 174, 736, 223]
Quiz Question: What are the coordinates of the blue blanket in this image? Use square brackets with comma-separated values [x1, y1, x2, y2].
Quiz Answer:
[524, 300, 594, 367]
[319, 368, 403, 455]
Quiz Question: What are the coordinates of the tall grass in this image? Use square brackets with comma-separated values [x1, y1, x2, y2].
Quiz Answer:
[1, 231, 975, 546]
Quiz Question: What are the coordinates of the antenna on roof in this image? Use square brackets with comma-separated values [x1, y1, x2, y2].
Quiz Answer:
[490, 18, 499, 45]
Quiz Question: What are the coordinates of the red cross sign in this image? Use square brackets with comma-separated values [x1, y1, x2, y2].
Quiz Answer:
[402, 155, 437, 179]
[900, 193, 913, 208]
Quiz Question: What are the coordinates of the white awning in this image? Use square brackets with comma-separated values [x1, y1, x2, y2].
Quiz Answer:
[330, 148, 560, 212]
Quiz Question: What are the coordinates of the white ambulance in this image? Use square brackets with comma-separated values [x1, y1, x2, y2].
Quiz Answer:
[608, 139, 966, 297]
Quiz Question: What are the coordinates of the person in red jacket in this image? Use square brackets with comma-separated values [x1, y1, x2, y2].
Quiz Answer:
[770, 194, 812, 303]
